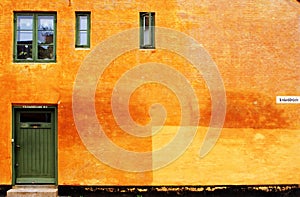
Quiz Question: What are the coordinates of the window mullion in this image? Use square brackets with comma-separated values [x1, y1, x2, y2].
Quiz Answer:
[149, 13, 152, 46]
[13, 15, 17, 60]
[75, 14, 79, 46]
[151, 13, 155, 48]
[140, 14, 144, 48]
[87, 14, 90, 48]
[33, 14, 37, 61]
[53, 15, 57, 59]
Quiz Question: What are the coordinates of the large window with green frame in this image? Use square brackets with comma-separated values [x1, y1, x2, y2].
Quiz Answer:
[14, 12, 56, 62]
[75, 12, 91, 48]
[140, 12, 155, 49]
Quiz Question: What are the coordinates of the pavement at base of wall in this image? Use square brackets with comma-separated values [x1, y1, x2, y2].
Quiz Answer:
[1, 185, 300, 197]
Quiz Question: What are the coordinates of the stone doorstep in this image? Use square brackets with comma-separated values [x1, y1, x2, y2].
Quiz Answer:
[7, 185, 58, 197]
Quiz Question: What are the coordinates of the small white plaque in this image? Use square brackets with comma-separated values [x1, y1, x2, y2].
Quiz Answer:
[276, 96, 300, 104]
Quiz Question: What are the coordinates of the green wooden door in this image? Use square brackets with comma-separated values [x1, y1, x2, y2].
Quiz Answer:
[14, 109, 56, 184]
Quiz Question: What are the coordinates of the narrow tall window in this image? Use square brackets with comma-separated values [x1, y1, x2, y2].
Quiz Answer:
[140, 12, 155, 49]
[76, 12, 90, 48]
[14, 12, 56, 62]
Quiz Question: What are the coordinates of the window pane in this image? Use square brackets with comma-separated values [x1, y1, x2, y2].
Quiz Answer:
[79, 16, 88, 30]
[142, 14, 152, 45]
[17, 44, 32, 59]
[79, 31, 88, 45]
[144, 28, 151, 45]
[20, 113, 51, 123]
[38, 15, 54, 30]
[144, 15, 149, 30]
[38, 31, 54, 44]
[17, 16, 33, 30]
[17, 31, 33, 42]
[38, 45, 54, 60]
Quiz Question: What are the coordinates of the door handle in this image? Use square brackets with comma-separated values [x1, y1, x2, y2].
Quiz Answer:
[16, 145, 20, 149]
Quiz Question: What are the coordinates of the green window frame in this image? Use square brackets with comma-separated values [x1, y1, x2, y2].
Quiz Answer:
[13, 12, 57, 62]
[75, 12, 91, 48]
[140, 12, 155, 49]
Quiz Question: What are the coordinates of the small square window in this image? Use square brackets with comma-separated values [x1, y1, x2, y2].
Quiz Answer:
[76, 12, 91, 48]
[140, 12, 155, 49]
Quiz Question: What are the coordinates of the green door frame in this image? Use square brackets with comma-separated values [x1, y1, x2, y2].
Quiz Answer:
[12, 105, 58, 185]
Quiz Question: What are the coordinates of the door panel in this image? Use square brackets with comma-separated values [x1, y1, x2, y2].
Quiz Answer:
[14, 109, 56, 184]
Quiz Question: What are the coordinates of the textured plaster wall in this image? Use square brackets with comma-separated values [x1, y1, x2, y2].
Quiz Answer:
[0, 0, 299, 185]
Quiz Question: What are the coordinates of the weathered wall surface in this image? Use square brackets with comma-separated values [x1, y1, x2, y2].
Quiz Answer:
[152, 127, 300, 185]
[0, 0, 299, 185]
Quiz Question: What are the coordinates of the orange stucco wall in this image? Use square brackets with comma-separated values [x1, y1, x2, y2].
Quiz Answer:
[0, 0, 299, 185]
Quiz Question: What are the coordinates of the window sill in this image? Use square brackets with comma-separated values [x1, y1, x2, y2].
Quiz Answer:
[139, 48, 156, 53]
[75, 48, 91, 51]
[11, 63, 56, 70]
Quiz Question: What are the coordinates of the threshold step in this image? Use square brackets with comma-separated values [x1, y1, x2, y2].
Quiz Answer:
[7, 185, 57, 197]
